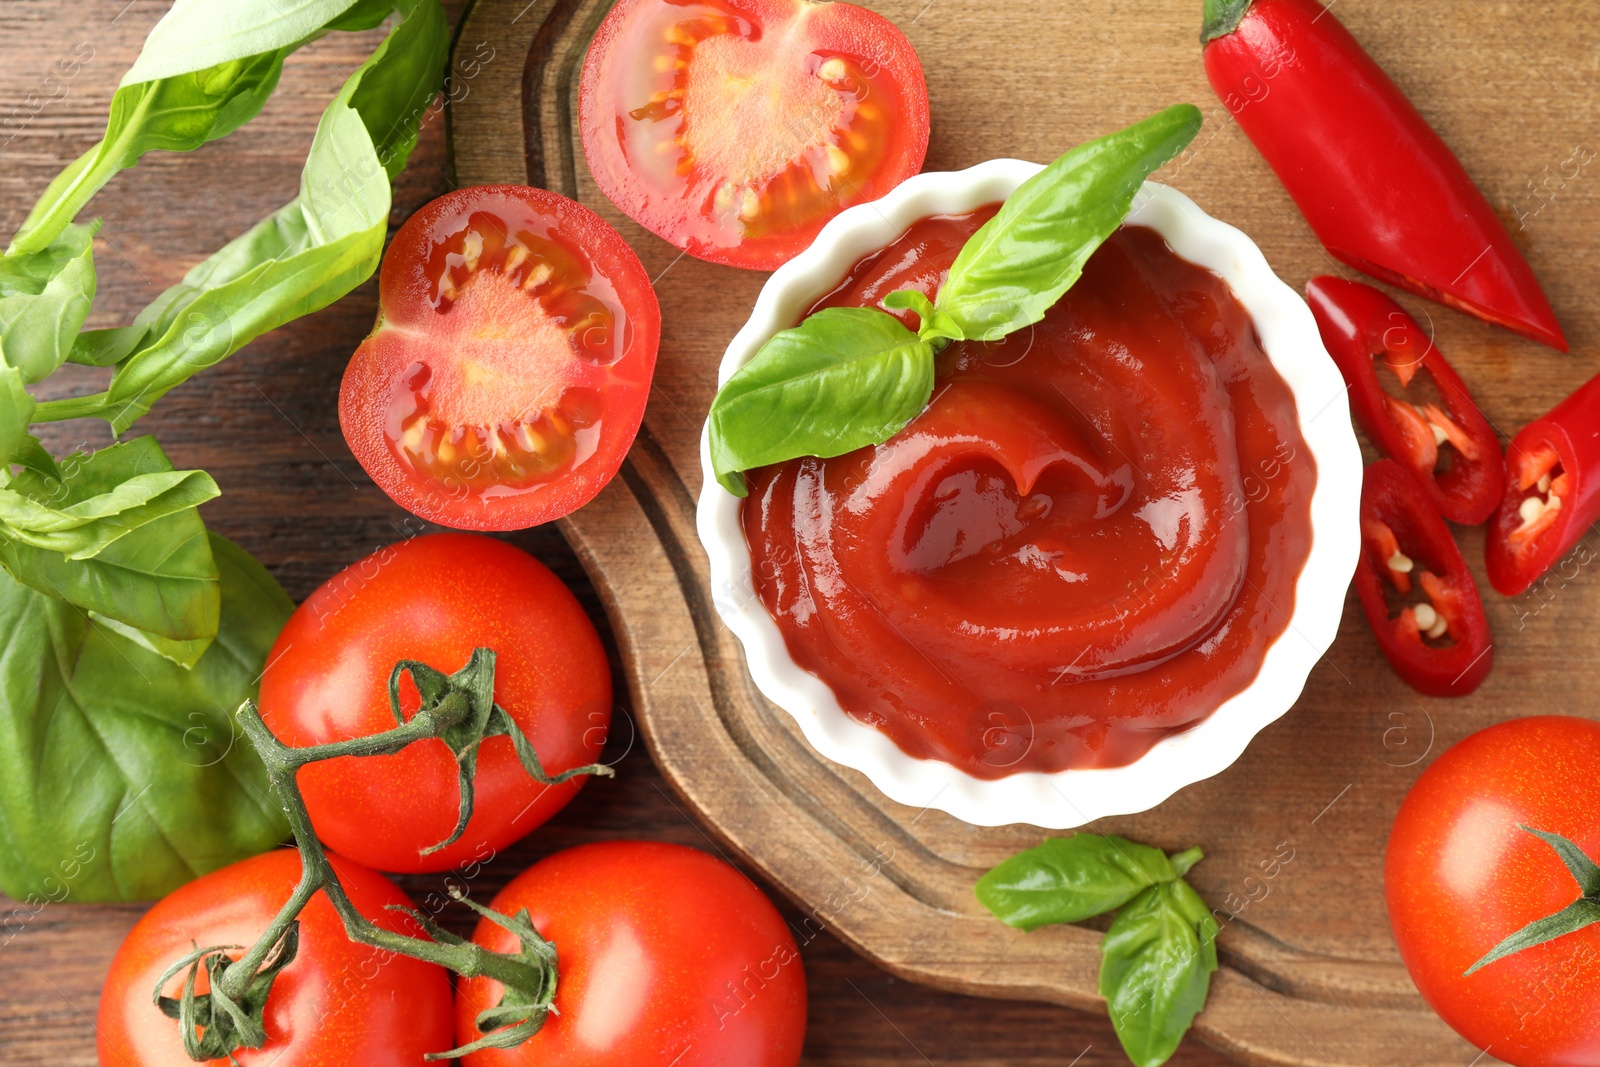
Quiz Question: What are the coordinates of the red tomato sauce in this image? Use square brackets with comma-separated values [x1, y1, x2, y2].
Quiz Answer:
[742, 211, 1315, 777]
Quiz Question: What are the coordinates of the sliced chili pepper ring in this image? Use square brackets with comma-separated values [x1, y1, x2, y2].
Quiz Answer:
[1307, 277, 1504, 525]
[1357, 461, 1493, 697]
[1486, 372, 1600, 596]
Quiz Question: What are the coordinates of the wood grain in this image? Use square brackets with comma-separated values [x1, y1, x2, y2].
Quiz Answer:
[0, 2, 1238, 1065]
[451, 0, 1600, 1064]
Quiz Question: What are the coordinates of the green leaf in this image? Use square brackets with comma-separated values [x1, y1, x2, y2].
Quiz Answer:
[10, 53, 297, 256]
[0, 438, 220, 642]
[0, 365, 36, 469]
[88, 612, 214, 670]
[7, 0, 391, 256]
[708, 306, 935, 497]
[976, 835, 1179, 931]
[883, 288, 965, 344]
[0, 534, 292, 902]
[120, 0, 366, 86]
[10, 435, 61, 482]
[0, 466, 218, 560]
[39, 0, 448, 432]
[0, 222, 97, 383]
[935, 105, 1202, 342]
[1100, 880, 1220, 1067]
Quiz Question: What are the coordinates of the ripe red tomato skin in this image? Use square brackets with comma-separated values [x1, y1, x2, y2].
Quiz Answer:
[579, 0, 930, 270]
[259, 534, 612, 875]
[339, 184, 660, 532]
[98, 849, 454, 1067]
[1385, 716, 1600, 1067]
[455, 841, 807, 1067]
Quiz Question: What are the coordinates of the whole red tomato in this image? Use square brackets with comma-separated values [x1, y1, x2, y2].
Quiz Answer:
[259, 534, 612, 874]
[1386, 715, 1600, 1066]
[579, 0, 930, 270]
[340, 185, 660, 531]
[99, 849, 453, 1066]
[455, 841, 807, 1066]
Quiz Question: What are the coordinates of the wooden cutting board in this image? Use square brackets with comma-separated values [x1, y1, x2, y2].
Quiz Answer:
[450, 1, 1600, 1064]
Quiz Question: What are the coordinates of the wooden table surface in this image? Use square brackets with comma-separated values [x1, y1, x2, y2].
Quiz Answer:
[0, 2, 1237, 1064]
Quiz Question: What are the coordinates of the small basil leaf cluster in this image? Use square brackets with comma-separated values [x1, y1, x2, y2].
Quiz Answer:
[1465, 824, 1600, 974]
[708, 103, 1203, 497]
[976, 834, 1218, 1067]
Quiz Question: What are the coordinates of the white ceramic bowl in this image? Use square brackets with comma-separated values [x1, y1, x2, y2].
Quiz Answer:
[696, 160, 1362, 828]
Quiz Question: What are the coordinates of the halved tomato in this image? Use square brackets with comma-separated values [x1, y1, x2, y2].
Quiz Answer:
[340, 185, 660, 531]
[578, 0, 931, 270]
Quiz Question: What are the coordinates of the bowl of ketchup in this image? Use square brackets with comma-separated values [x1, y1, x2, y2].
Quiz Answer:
[697, 159, 1362, 828]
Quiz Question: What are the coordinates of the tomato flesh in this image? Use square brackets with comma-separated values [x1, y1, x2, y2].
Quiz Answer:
[259, 534, 612, 875]
[341, 186, 659, 531]
[580, 0, 930, 269]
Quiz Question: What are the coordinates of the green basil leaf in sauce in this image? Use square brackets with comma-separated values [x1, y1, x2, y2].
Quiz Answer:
[1099, 879, 1220, 1067]
[935, 103, 1203, 342]
[708, 307, 935, 496]
[705, 105, 1202, 488]
[976, 835, 1179, 930]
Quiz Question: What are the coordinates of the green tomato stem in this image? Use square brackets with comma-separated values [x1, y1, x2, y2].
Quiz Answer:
[156, 646, 606, 1062]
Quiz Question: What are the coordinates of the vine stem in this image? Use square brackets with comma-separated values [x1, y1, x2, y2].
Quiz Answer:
[158, 648, 602, 1061]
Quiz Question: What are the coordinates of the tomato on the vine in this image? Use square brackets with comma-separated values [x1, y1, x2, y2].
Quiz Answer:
[340, 185, 660, 531]
[99, 849, 453, 1067]
[579, 0, 930, 270]
[1386, 715, 1600, 1067]
[259, 533, 612, 874]
[455, 841, 807, 1066]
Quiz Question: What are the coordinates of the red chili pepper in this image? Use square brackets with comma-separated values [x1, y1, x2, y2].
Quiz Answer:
[1202, 0, 1567, 351]
[1306, 277, 1503, 525]
[1357, 461, 1493, 697]
[1485, 372, 1600, 596]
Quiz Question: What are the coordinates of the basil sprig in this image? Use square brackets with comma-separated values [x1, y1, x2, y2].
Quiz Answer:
[708, 103, 1202, 496]
[0, 0, 446, 902]
[977, 834, 1217, 1067]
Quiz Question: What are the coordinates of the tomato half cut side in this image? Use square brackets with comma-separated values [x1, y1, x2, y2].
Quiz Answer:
[579, 0, 931, 270]
[340, 185, 660, 531]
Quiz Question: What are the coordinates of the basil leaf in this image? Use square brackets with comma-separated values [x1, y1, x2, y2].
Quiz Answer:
[0, 222, 96, 383]
[0, 438, 220, 642]
[42, 0, 447, 432]
[1100, 880, 1220, 1067]
[976, 835, 1178, 930]
[0, 534, 292, 903]
[0, 365, 36, 469]
[0, 468, 217, 560]
[883, 289, 965, 344]
[709, 307, 935, 496]
[936, 104, 1202, 342]
[121, 0, 370, 85]
[7, 0, 383, 256]
[10, 435, 62, 482]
